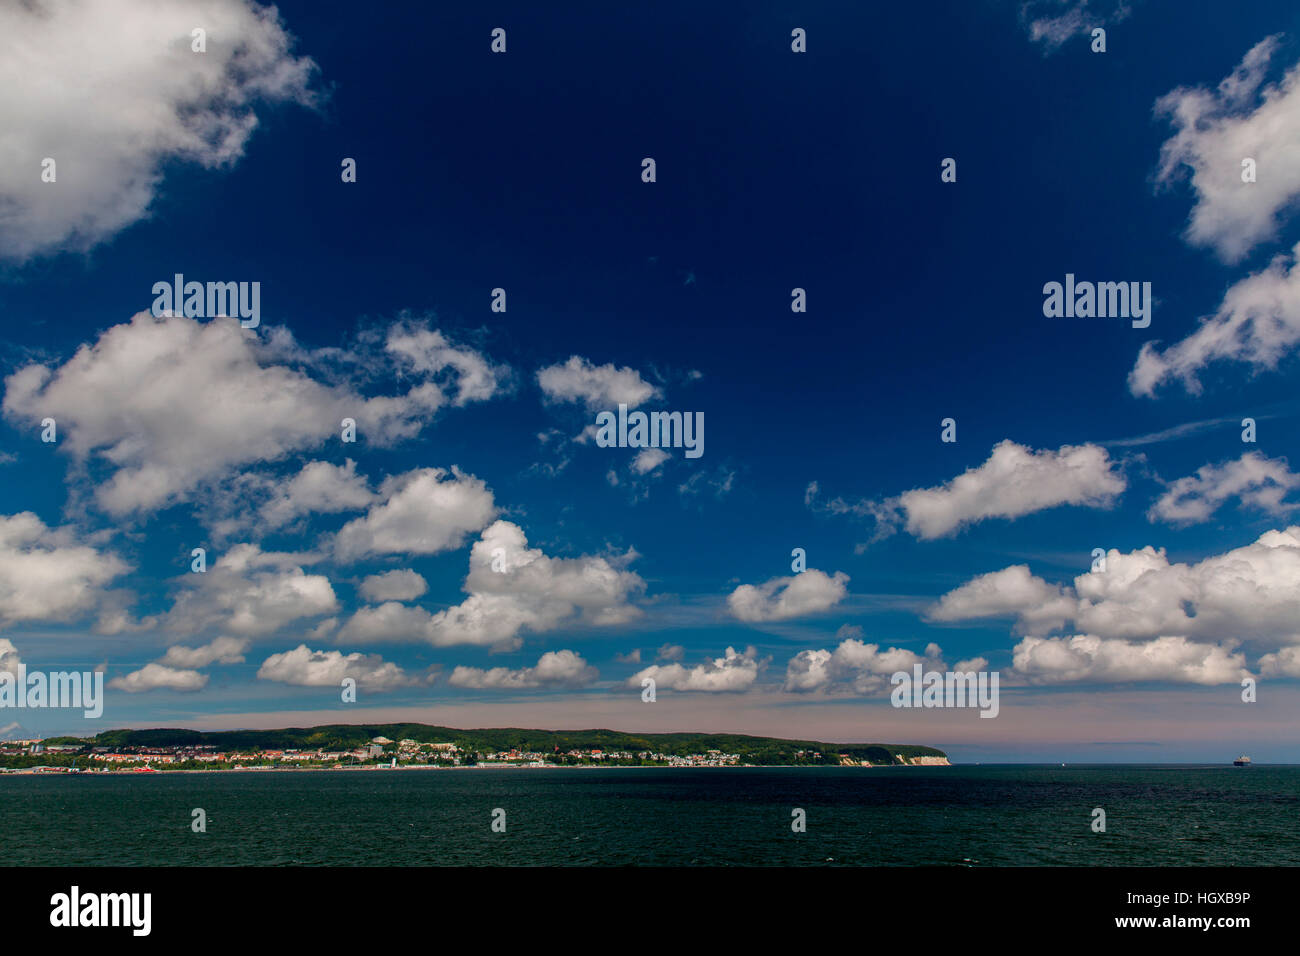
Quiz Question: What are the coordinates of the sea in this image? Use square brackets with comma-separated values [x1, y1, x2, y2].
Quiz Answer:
[3, 765, 1297, 866]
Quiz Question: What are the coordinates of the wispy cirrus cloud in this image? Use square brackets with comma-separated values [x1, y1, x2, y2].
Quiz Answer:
[1018, 0, 1132, 52]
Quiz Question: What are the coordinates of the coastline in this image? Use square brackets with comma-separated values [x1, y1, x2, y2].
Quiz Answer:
[0, 761, 951, 776]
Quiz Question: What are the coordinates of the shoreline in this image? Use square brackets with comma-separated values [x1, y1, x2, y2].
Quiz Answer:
[0, 761, 947, 776]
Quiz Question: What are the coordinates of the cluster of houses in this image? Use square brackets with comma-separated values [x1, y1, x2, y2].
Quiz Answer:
[474, 747, 741, 767]
[0, 737, 468, 769]
[83, 738, 469, 768]
[3, 736, 771, 770]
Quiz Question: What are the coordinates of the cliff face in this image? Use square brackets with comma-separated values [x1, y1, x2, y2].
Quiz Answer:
[838, 754, 951, 767]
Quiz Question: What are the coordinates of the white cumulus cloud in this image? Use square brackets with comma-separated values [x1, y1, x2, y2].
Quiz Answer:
[810, 441, 1124, 541]
[785, 632, 939, 694]
[1011, 634, 1248, 685]
[1148, 452, 1299, 525]
[256, 644, 421, 691]
[161, 543, 336, 637]
[332, 467, 497, 563]
[1130, 242, 1300, 396]
[536, 355, 660, 409]
[1258, 644, 1300, 677]
[727, 568, 849, 622]
[0, 512, 131, 629]
[628, 646, 762, 693]
[338, 520, 644, 651]
[0, 0, 319, 262]
[931, 526, 1300, 655]
[358, 569, 428, 603]
[1154, 36, 1300, 263]
[158, 636, 249, 668]
[109, 662, 208, 693]
[894, 441, 1124, 539]
[0, 638, 22, 673]
[929, 564, 1082, 632]
[448, 649, 598, 689]
[259, 459, 376, 529]
[1, 314, 506, 517]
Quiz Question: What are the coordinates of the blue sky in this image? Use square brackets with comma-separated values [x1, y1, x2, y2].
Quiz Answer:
[2, 0, 1300, 761]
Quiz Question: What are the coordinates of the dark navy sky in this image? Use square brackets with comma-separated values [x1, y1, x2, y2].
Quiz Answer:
[2, 1, 1299, 760]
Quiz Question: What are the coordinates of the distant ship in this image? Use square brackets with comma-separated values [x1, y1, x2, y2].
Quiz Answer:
[1233, 754, 1251, 766]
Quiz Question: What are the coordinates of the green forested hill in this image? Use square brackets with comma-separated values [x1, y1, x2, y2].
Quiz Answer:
[43, 724, 945, 765]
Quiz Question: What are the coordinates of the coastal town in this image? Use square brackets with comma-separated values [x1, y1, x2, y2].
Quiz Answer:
[0, 736, 750, 772]
[0, 733, 950, 773]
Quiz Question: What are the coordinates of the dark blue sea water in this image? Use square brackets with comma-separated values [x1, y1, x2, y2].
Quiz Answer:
[4, 765, 1296, 866]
